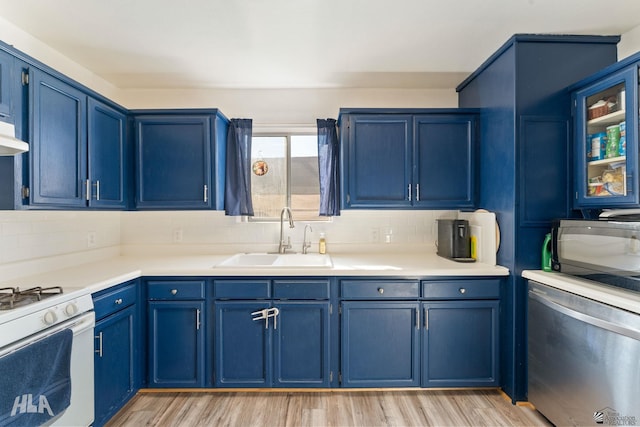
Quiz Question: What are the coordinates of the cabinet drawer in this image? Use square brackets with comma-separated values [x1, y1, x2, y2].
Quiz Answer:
[147, 280, 206, 300]
[341, 280, 419, 299]
[421, 279, 500, 299]
[214, 280, 271, 299]
[93, 281, 137, 321]
[273, 280, 330, 300]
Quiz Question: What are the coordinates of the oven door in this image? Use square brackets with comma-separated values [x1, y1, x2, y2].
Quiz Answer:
[0, 311, 95, 427]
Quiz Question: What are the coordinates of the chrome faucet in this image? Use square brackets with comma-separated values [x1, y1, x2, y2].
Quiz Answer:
[279, 207, 295, 254]
[302, 224, 313, 254]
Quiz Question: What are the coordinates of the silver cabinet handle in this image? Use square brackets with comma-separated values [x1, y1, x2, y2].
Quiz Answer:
[271, 307, 280, 330]
[115, 298, 123, 305]
[171, 289, 178, 295]
[408, 184, 412, 201]
[85, 179, 91, 201]
[95, 180, 100, 201]
[424, 308, 429, 330]
[196, 309, 201, 330]
[416, 184, 420, 201]
[415, 307, 420, 329]
[95, 332, 103, 357]
[204, 185, 208, 203]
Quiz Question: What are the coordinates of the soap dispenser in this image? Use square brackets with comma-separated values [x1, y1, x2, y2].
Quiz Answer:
[319, 233, 327, 254]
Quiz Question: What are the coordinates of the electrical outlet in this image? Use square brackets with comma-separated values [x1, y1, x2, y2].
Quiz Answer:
[172, 228, 183, 243]
[382, 227, 393, 244]
[370, 227, 380, 242]
[87, 231, 97, 248]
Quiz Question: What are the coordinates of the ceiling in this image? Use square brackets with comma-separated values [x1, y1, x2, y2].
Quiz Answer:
[0, 0, 640, 90]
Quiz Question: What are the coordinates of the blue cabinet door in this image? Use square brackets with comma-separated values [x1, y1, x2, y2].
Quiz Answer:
[135, 115, 212, 209]
[414, 114, 476, 208]
[421, 301, 499, 387]
[0, 49, 13, 121]
[30, 69, 87, 207]
[214, 301, 271, 387]
[343, 115, 413, 208]
[148, 301, 205, 387]
[87, 98, 127, 208]
[341, 301, 420, 387]
[273, 301, 331, 387]
[574, 66, 639, 208]
[94, 305, 136, 427]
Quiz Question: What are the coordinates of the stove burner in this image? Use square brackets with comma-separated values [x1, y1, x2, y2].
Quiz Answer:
[0, 286, 63, 310]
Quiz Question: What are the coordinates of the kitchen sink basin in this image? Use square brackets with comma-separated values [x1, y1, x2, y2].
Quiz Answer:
[216, 253, 333, 268]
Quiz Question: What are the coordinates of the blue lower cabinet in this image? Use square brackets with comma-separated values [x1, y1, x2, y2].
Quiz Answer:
[94, 305, 136, 427]
[214, 301, 271, 387]
[92, 280, 139, 427]
[148, 300, 205, 387]
[341, 301, 421, 387]
[273, 302, 331, 387]
[214, 300, 331, 388]
[421, 301, 499, 387]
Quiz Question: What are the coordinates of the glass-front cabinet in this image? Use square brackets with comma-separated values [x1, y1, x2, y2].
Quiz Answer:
[574, 65, 639, 207]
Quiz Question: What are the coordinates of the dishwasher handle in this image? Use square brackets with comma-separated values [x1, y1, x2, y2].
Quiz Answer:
[529, 289, 640, 341]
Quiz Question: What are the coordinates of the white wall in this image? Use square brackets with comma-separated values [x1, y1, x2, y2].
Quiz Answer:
[0, 211, 120, 264]
[118, 87, 457, 125]
[618, 24, 640, 60]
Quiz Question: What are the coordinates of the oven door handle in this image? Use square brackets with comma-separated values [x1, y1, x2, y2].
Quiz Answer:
[0, 311, 95, 357]
[529, 290, 640, 341]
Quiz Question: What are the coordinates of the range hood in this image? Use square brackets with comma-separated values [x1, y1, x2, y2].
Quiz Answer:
[0, 121, 28, 156]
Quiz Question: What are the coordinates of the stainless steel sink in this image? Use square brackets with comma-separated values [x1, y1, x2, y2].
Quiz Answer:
[216, 253, 333, 268]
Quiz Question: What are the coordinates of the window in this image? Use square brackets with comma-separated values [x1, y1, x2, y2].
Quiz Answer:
[250, 133, 324, 221]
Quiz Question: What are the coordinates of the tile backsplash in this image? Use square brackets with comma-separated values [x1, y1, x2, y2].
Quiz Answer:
[0, 209, 451, 267]
[120, 210, 449, 254]
[0, 211, 121, 265]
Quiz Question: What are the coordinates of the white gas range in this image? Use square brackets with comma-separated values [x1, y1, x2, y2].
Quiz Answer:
[0, 284, 95, 427]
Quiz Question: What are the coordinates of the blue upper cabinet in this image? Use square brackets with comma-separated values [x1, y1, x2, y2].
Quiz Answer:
[571, 60, 640, 208]
[0, 48, 13, 121]
[29, 68, 87, 207]
[343, 114, 413, 208]
[133, 110, 228, 210]
[339, 109, 477, 209]
[414, 114, 476, 208]
[24, 67, 129, 209]
[88, 98, 128, 208]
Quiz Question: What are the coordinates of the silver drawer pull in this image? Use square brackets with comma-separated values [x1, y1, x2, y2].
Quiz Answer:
[459, 288, 466, 294]
[115, 298, 123, 305]
[171, 289, 178, 295]
[377, 287, 384, 294]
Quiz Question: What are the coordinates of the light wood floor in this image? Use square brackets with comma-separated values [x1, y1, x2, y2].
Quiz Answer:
[105, 389, 552, 427]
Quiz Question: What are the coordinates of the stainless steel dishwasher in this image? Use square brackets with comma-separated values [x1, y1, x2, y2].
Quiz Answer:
[527, 217, 640, 426]
[528, 280, 640, 426]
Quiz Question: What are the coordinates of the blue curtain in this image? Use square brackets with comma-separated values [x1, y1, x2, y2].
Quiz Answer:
[317, 118, 340, 216]
[225, 118, 254, 216]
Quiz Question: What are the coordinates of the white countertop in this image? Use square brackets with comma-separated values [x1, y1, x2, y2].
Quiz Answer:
[523, 270, 640, 314]
[4, 251, 509, 298]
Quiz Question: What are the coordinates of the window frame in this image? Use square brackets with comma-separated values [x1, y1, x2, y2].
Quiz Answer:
[246, 129, 330, 223]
